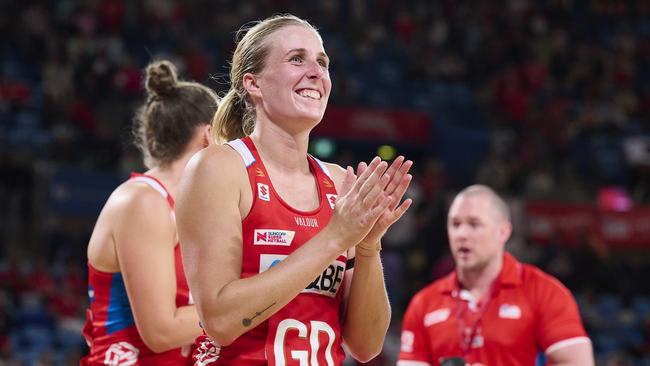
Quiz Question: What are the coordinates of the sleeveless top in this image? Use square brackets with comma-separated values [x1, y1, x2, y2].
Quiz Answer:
[194, 137, 349, 365]
[81, 173, 194, 366]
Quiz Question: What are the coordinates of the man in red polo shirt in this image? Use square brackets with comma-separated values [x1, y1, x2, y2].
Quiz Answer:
[398, 185, 593, 366]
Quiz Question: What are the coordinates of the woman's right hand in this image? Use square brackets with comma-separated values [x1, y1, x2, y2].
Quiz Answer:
[326, 156, 393, 251]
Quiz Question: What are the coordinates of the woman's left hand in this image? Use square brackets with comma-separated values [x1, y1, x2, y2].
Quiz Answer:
[348, 156, 413, 256]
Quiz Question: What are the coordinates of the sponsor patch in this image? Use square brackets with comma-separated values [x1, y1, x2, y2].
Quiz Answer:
[424, 308, 451, 327]
[259, 255, 346, 298]
[104, 341, 139, 366]
[498, 304, 522, 319]
[259, 254, 288, 273]
[258, 183, 270, 201]
[326, 194, 337, 209]
[303, 259, 346, 298]
[254, 230, 295, 246]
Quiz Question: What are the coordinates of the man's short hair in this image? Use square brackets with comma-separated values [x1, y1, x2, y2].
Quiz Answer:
[454, 184, 511, 222]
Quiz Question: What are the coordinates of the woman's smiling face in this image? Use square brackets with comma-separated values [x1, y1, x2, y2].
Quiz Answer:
[252, 25, 331, 131]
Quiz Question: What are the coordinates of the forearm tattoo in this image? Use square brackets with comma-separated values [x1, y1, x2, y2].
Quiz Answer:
[242, 302, 276, 327]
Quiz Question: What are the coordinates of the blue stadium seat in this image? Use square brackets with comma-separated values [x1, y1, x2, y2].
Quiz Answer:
[618, 326, 643, 348]
[55, 325, 86, 351]
[593, 332, 621, 355]
[633, 296, 650, 321]
[17, 348, 42, 366]
[598, 294, 623, 316]
[641, 355, 650, 366]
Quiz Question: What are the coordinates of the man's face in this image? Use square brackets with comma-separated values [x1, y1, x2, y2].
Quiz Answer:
[447, 193, 510, 273]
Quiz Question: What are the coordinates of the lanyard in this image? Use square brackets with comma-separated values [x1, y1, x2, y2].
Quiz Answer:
[454, 285, 493, 357]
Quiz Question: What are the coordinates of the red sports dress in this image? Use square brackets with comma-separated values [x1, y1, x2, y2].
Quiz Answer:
[398, 253, 590, 366]
[81, 174, 194, 366]
[194, 137, 349, 365]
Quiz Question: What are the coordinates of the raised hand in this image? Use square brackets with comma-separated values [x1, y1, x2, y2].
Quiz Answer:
[356, 156, 413, 256]
[326, 157, 394, 251]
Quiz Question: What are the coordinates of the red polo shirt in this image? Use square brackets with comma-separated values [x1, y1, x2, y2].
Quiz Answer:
[398, 253, 589, 366]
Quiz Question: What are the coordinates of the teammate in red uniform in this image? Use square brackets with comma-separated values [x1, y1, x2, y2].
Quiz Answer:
[176, 14, 413, 365]
[398, 185, 594, 366]
[82, 60, 220, 365]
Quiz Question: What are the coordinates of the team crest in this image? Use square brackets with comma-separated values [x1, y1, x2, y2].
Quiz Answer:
[257, 183, 270, 201]
[424, 308, 450, 327]
[322, 179, 333, 188]
[104, 341, 139, 365]
[498, 304, 522, 319]
[326, 194, 337, 209]
[255, 168, 265, 177]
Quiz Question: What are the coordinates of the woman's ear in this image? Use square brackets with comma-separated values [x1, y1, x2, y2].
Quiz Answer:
[202, 124, 212, 147]
[243, 73, 261, 101]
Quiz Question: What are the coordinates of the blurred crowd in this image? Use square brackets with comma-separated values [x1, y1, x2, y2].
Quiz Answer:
[2, 0, 650, 365]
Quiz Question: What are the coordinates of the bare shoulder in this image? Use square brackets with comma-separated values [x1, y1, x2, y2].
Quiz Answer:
[88, 178, 175, 270]
[182, 144, 248, 186]
[108, 181, 176, 240]
[177, 143, 251, 218]
[107, 179, 172, 217]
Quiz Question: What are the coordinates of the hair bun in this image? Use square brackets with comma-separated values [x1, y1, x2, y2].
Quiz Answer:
[145, 60, 178, 97]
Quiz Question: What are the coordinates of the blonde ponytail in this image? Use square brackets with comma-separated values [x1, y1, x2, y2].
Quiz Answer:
[212, 89, 244, 143]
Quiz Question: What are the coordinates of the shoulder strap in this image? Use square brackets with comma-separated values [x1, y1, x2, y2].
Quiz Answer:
[309, 155, 333, 180]
[226, 138, 256, 167]
[129, 174, 175, 209]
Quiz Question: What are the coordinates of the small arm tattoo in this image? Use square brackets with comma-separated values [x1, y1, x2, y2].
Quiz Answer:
[242, 302, 276, 327]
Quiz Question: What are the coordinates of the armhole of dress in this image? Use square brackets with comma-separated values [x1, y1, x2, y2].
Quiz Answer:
[226, 138, 257, 191]
[226, 139, 256, 167]
[309, 155, 333, 180]
[226, 139, 258, 221]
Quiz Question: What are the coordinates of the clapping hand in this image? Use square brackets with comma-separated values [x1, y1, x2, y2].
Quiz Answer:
[342, 156, 413, 257]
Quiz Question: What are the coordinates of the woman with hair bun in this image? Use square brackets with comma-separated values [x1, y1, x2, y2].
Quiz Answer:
[81, 60, 220, 365]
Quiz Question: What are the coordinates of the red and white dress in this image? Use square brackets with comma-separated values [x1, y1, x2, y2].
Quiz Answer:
[194, 137, 349, 366]
[82, 174, 194, 366]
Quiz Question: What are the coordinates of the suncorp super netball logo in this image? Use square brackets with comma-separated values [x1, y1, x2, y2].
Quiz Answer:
[254, 229, 295, 246]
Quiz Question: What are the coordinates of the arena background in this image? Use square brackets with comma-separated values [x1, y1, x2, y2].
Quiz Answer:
[2, 0, 650, 365]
